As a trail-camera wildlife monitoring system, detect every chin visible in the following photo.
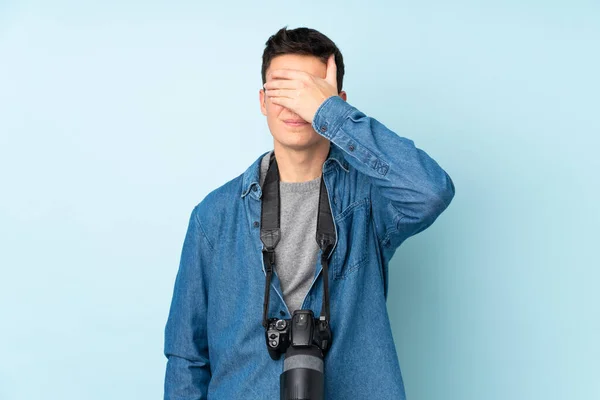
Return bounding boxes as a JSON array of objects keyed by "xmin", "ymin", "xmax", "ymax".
[
  {"xmin": 277, "ymin": 140, "xmax": 313, "ymax": 151},
  {"xmin": 273, "ymin": 133, "xmax": 316, "ymax": 149},
  {"xmin": 268, "ymin": 121, "xmax": 326, "ymax": 149}
]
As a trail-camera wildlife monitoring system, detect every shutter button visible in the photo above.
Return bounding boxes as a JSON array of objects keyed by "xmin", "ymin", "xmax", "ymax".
[{"xmin": 276, "ymin": 319, "xmax": 287, "ymax": 330}]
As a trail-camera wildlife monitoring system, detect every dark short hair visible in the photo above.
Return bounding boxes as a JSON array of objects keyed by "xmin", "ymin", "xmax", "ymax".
[{"xmin": 261, "ymin": 26, "xmax": 345, "ymax": 93}]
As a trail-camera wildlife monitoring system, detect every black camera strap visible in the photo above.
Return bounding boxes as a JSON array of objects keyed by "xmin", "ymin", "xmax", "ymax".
[{"xmin": 260, "ymin": 151, "xmax": 336, "ymax": 329}]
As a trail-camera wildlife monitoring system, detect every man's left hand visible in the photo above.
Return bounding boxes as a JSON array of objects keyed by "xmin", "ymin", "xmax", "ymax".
[{"xmin": 264, "ymin": 54, "xmax": 339, "ymax": 124}]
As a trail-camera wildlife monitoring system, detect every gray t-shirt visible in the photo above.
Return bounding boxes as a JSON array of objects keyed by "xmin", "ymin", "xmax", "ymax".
[{"xmin": 259, "ymin": 150, "xmax": 321, "ymax": 314}]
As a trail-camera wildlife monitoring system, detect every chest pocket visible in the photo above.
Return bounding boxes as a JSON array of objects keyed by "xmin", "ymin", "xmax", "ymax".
[{"xmin": 332, "ymin": 197, "xmax": 370, "ymax": 279}]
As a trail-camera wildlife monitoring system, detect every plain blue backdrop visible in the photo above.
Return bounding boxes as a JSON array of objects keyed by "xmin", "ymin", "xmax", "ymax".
[{"xmin": 0, "ymin": 1, "xmax": 598, "ymax": 399}]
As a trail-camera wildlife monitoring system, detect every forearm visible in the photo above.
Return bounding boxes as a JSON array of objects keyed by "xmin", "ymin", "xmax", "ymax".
[
  {"xmin": 164, "ymin": 205, "xmax": 212, "ymax": 399},
  {"xmin": 312, "ymin": 95, "xmax": 455, "ymax": 248}
]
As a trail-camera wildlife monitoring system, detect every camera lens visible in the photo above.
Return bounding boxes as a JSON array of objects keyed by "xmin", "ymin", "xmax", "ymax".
[{"xmin": 281, "ymin": 346, "xmax": 324, "ymax": 400}]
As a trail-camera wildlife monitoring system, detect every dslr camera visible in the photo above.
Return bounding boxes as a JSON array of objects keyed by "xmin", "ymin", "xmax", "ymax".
[{"xmin": 265, "ymin": 309, "xmax": 332, "ymax": 400}]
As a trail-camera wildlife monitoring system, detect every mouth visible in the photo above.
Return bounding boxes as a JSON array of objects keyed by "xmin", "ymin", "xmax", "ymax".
[{"xmin": 283, "ymin": 120, "xmax": 310, "ymax": 127}]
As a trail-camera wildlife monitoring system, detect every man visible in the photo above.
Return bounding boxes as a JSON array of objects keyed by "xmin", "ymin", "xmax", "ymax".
[{"xmin": 164, "ymin": 26, "xmax": 455, "ymax": 399}]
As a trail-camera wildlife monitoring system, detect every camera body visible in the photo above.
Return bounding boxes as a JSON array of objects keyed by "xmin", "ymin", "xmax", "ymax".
[{"xmin": 265, "ymin": 309, "xmax": 332, "ymax": 360}]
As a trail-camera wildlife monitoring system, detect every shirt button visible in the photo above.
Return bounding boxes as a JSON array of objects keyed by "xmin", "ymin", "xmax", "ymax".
[
  {"xmin": 253, "ymin": 221, "xmax": 259, "ymax": 228},
  {"xmin": 252, "ymin": 186, "xmax": 257, "ymax": 192},
  {"xmin": 320, "ymin": 126, "xmax": 327, "ymax": 132},
  {"xmin": 279, "ymin": 310, "xmax": 286, "ymax": 316},
  {"xmin": 348, "ymin": 145, "xmax": 355, "ymax": 151}
]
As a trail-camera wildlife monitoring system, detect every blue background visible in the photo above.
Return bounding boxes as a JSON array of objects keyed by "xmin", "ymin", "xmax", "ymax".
[{"xmin": 1, "ymin": 1, "xmax": 598, "ymax": 399}]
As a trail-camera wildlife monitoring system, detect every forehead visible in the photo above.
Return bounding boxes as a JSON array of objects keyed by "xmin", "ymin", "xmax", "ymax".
[{"xmin": 266, "ymin": 54, "xmax": 327, "ymax": 80}]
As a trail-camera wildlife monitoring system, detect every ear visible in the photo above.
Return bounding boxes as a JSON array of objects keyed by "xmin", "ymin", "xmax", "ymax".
[
  {"xmin": 259, "ymin": 88, "xmax": 267, "ymax": 116},
  {"xmin": 339, "ymin": 90, "xmax": 347, "ymax": 101}
]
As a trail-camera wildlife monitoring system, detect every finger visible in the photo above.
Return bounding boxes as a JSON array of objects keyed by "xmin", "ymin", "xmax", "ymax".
[
  {"xmin": 269, "ymin": 96, "xmax": 293, "ymax": 109},
  {"xmin": 325, "ymin": 54, "xmax": 337, "ymax": 90},
  {"xmin": 268, "ymin": 69, "xmax": 309, "ymax": 81},
  {"xmin": 265, "ymin": 89, "xmax": 296, "ymax": 99},
  {"xmin": 263, "ymin": 79, "xmax": 302, "ymax": 90}
]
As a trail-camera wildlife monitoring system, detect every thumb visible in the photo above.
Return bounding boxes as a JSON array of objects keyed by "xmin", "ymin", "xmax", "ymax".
[{"xmin": 325, "ymin": 54, "xmax": 338, "ymax": 91}]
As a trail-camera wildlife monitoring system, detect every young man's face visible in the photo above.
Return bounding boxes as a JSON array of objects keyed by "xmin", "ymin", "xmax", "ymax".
[{"xmin": 259, "ymin": 53, "xmax": 346, "ymax": 151}]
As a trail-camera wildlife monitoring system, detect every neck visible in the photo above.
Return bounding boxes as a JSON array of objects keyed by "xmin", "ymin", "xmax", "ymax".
[{"xmin": 272, "ymin": 140, "xmax": 330, "ymax": 183}]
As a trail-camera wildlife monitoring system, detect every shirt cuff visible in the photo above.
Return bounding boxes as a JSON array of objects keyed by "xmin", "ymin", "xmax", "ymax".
[{"xmin": 312, "ymin": 95, "xmax": 356, "ymax": 140}]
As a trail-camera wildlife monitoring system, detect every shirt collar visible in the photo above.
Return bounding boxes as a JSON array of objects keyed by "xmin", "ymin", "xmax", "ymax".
[{"xmin": 241, "ymin": 144, "xmax": 349, "ymax": 198}]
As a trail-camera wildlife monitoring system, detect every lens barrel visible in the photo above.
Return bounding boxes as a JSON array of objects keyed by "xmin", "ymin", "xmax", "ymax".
[{"xmin": 280, "ymin": 346, "xmax": 324, "ymax": 400}]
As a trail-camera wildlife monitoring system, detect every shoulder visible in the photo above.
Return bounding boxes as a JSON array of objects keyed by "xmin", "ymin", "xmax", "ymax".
[
  {"xmin": 193, "ymin": 173, "xmax": 244, "ymax": 224},
  {"xmin": 190, "ymin": 150, "xmax": 267, "ymax": 225}
]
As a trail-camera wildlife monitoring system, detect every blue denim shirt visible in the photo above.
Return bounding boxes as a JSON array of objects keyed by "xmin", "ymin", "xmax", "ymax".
[{"xmin": 164, "ymin": 95, "xmax": 455, "ymax": 399}]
